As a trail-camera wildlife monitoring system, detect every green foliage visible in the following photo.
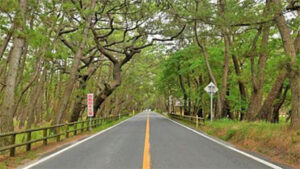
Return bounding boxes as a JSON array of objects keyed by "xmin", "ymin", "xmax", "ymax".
[{"xmin": 223, "ymin": 128, "xmax": 237, "ymax": 141}]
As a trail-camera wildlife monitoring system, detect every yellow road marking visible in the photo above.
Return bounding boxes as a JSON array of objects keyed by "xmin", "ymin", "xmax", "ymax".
[{"xmin": 142, "ymin": 112, "xmax": 151, "ymax": 169}]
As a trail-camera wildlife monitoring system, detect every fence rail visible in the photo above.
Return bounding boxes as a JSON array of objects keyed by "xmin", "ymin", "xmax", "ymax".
[
  {"xmin": 168, "ymin": 113, "xmax": 205, "ymax": 127},
  {"xmin": 0, "ymin": 114, "xmax": 129, "ymax": 157}
]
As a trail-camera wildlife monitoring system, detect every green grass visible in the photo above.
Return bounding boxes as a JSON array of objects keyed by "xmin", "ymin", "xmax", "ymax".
[
  {"xmin": 169, "ymin": 116, "xmax": 300, "ymax": 168},
  {"xmin": 201, "ymin": 118, "xmax": 288, "ymax": 143}
]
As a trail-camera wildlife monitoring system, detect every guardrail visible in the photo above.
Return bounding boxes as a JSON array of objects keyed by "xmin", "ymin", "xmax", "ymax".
[
  {"xmin": 0, "ymin": 114, "xmax": 129, "ymax": 157},
  {"xmin": 168, "ymin": 113, "xmax": 205, "ymax": 127}
]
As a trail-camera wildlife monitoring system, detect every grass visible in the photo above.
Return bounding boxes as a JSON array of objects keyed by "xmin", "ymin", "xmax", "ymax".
[
  {"xmin": 0, "ymin": 115, "xmax": 132, "ymax": 169},
  {"xmin": 169, "ymin": 116, "xmax": 300, "ymax": 169}
]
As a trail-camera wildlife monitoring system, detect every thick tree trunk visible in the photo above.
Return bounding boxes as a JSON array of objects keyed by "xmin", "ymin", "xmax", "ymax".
[
  {"xmin": 94, "ymin": 63, "xmax": 122, "ymax": 115},
  {"xmin": 272, "ymin": 0, "xmax": 300, "ymax": 129},
  {"xmin": 70, "ymin": 65, "xmax": 97, "ymax": 122},
  {"xmin": 259, "ymin": 71, "xmax": 287, "ymax": 120},
  {"xmin": 269, "ymin": 84, "xmax": 289, "ymax": 123},
  {"xmin": 0, "ymin": 0, "xmax": 27, "ymax": 143},
  {"xmin": 54, "ymin": 0, "xmax": 95, "ymax": 124}
]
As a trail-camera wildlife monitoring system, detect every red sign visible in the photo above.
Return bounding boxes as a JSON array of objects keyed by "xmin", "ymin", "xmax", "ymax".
[{"xmin": 87, "ymin": 93, "xmax": 94, "ymax": 117}]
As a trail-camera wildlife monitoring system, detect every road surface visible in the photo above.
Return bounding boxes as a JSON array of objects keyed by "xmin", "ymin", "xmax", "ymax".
[{"xmin": 23, "ymin": 112, "xmax": 287, "ymax": 169}]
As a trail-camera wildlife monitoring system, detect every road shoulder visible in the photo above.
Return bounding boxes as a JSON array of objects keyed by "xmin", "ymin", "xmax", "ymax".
[{"xmin": 158, "ymin": 112, "xmax": 294, "ymax": 169}]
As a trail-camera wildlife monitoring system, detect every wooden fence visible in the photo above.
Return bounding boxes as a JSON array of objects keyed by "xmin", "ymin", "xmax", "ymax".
[
  {"xmin": 168, "ymin": 113, "xmax": 205, "ymax": 127},
  {"xmin": 0, "ymin": 114, "xmax": 129, "ymax": 157}
]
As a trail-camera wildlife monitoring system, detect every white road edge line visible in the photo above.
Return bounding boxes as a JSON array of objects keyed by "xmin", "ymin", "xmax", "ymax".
[
  {"xmin": 22, "ymin": 115, "xmax": 135, "ymax": 169},
  {"xmin": 159, "ymin": 113, "xmax": 282, "ymax": 169}
]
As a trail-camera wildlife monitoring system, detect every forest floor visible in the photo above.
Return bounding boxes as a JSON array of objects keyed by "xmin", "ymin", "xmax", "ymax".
[
  {"xmin": 168, "ymin": 115, "xmax": 300, "ymax": 169},
  {"xmin": 0, "ymin": 116, "xmax": 131, "ymax": 169}
]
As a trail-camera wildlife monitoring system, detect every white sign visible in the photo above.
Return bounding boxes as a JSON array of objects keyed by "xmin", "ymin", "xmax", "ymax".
[
  {"xmin": 204, "ymin": 82, "xmax": 218, "ymax": 94},
  {"xmin": 204, "ymin": 82, "xmax": 218, "ymax": 122},
  {"xmin": 87, "ymin": 93, "xmax": 94, "ymax": 117},
  {"xmin": 175, "ymin": 100, "xmax": 183, "ymax": 107}
]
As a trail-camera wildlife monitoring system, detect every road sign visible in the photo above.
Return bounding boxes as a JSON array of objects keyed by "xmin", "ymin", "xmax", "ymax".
[
  {"xmin": 87, "ymin": 93, "xmax": 94, "ymax": 117},
  {"xmin": 204, "ymin": 82, "xmax": 218, "ymax": 94},
  {"xmin": 204, "ymin": 82, "xmax": 218, "ymax": 122}
]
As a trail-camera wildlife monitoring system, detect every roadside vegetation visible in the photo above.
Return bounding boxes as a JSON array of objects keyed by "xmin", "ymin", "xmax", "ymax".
[
  {"xmin": 200, "ymin": 119, "xmax": 300, "ymax": 168},
  {"xmin": 169, "ymin": 115, "xmax": 300, "ymax": 168},
  {"xmin": 0, "ymin": 0, "xmax": 299, "ymax": 167}
]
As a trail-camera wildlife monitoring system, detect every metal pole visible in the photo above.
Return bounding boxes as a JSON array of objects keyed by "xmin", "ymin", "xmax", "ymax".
[
  {"xmin": 89, "ymin": 117, "xmax": 92, "ymax": 131},
  {"xmin": 210, "ymin": 92, "xmax": 213, "ymax": 122}
]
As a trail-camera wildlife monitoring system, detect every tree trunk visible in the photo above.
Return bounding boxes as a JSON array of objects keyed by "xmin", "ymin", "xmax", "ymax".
[
  {"xmin": 245, "ymin": 27, "xmax": 262, "ymax": 120},
  {"xmin": 187, "ymin": 74, "xmax": 192, "ymax": 115},
  {"xmin": 178, "ymin": 65, "xmax": 188, "ymax": 114},
  {"xmin": 246, "ymin": 26, "xmax": 270, "ymax": 120},
  {"xmin": 0, "ymin": 0, "xmax": 27, "ymax": 144},
  {"xmin": 70, "ymin": 65, "xmax": 97, "ymax": 122},
  {"xmin": 54, "ymin": 0, "xmax": 96, "ymax": 124},
  {"xmin": 231, "ymin": 54, "xmax": 248, "ymax": 119},
  {"xmin": 16, "ymin": 41, "xmax": 28, "ymax": 86},
  {"xmin": 26, "ymin": 69, "xmax": 45, "ymax": 129},
  {"xmin": 219, "ymin": 34, "xmax": 231, "ymax": 118},
  {"xmin": 259, "ymin": 71, "xmax": 287, "ymax": 120},
  {"xmin": 94, "ymin": 63, "xmax": 122, "ymax": 115},
  {"xmin": 0, "ymin": 26, "xmax": 15, "ymax": 62},
  {"xmin": 272, "ymin": 0, "xmax": 300, "ymax": 129},
  {"xmin": 193, "ymin": 5, "xmax": 220, "ymax": 119},
  {"xmin": 269, "ymin": 84, "xmax": 289, "ymax": 123}
]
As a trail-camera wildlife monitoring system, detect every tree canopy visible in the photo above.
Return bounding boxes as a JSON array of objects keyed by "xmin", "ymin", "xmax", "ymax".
[{"xmin": 0, "ymin": 0, "xmax": 299, "ymax": 138}]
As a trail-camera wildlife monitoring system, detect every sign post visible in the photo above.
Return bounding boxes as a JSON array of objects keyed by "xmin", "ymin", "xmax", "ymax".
[
  {"xmin": 169, "ymin": 95, "xmax": 172, "ymax": 114},
  {"xmin": 87, "ymin": 93, "xmax": 94, "ymax": 131},
  {"xmin": 204, "ymin": 82, "xmax": 218, "ymax": 122}
]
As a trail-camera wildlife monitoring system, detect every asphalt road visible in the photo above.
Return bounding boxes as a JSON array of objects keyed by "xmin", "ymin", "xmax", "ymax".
[{"xmin": 24, "ymin": 112, "xmax": 287, "ymax": 169}]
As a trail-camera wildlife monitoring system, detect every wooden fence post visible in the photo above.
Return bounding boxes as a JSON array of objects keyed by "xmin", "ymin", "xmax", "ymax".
[
  {"xmin": 196, "ymin": 115, "xmax": 199, "ymax": 128},
  {"xmin": 10, "ymin": 134, "xmax": 16, "ymax": 157},
  {"xmin": 74, "ymin": 123, "xmax": 77, "ymax": 135},
  {"xmin": 81, "ymin": 121, "xmax": 84, "ymax": 133},
  {"xmin": 65, "ymin": 124, "xmax": 69, "ymax": 138},
  {"xmin": 26, "ymin": 131, "xmax": 32, "ymax": 151},
  {"xmin": 56, "ymin": 127, "xmax": 60, "ymax": 142},
  {"xmin": 43, "ymin": 128, "xmax": 47, "ymax": 145}
]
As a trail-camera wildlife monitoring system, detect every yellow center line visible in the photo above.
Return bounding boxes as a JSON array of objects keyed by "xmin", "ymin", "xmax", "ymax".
[{"xmin": 142, "ymin": 112, "xmax": 151, "ymax": 169}]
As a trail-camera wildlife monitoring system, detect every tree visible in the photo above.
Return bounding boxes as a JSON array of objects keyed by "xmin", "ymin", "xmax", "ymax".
[{"xmin": 0, "ymin": 0, "xmax": 27, "ymax": 137}]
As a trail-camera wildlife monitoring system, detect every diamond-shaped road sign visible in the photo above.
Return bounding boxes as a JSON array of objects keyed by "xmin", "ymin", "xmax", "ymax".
[{"xmin": 204, "ymin": 82, "xmax": 218, "ymax": 94}]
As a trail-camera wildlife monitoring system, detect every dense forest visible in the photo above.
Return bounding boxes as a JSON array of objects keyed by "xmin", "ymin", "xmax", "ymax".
[{"xmin": 0, "ymin": 0, "xmax": 299, "ymax": 141}]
